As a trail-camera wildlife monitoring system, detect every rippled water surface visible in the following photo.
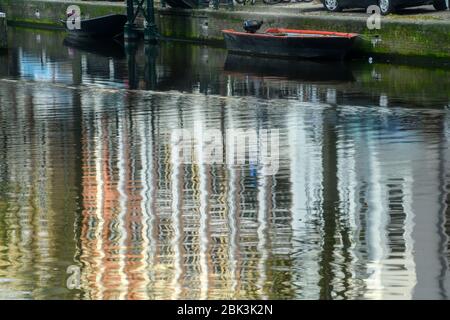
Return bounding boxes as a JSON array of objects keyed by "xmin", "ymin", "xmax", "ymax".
[{"xmin": 0, "ymin": 28, "xmax": 450, "ymax": 299}]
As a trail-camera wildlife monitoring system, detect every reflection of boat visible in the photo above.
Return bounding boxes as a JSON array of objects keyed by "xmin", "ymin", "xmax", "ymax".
[
  {"xmin": 224, "ymin": 54, "xmax": 354, "ymax": 82},
  {"xmin": 222, "ymin": 28, "xmax": 358, "ymax": 60},
  {"xmin": 61, "ymin": 14, "xmax": 127, "ymax": 38},
  {"xmin": 165, "ymin": 0, "xmax": 205, "ymax": 8},
  {"xmin": 63, "ymin": 36, "xmax": 125, "ymax": 59},
  {"xmin": 180, "ymin": 0, "xmax": 200, "ymax": 7},
  {"xmin": 165, "ymin": 0, "xmax": 192, "ymax": 8}
]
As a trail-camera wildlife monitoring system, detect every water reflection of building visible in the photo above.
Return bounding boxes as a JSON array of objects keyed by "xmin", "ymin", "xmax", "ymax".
[
  {"xmin": 0, "ymin": 82, "xmax": 80, "ymax": 299},
  {"xmin": 72, "ymin": 87, "xmax": 450, "ymax": 299},
  {"xmin": 331, "ymin": 109, "xmax": 450, "ymax": 299},
  {"xmin": 2, "ymin": 28, "xmax": 450, "ymax": 299},
  {"xmin": 1, "ymin": 80, "xmax": 449, "ymax": 299},
  {"xmin": 76, "ymin": 91, "xmax": 293, "ymax": 299}
]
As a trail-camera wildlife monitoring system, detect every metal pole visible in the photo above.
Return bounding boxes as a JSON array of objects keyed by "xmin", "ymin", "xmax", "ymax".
[
  {"xmin": 144, "ymin": 0, "xmax": 159, "ymax": 43},
  {"xmin": 144, "ymin": 43, "xmax": 158, "ymax": 90},
  {"xmin": 125, "ymin": 40, "xmax": 139, "ymax": 90},
  {"xmin": 126, "ymin": 0, "xmax": 134, "ymax": 25},
  {"xmin": 125, "ymin": 0, "xmax": 138, "ymax": 40}
]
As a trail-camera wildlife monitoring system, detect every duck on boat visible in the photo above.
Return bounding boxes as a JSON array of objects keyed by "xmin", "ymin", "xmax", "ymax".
[{"xmin": 222, "ymin": 21, "xmax": 359, "ymax": 60}]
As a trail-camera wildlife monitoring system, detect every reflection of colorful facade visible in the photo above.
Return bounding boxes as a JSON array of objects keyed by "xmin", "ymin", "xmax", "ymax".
[
  {"xmin": 72, "ymin": 87, "xmax": 450, "ymax": 299},
  {"xmin": 1, "ymin": 28, "xmax": 450, "ymax": 299},
  {"xmin": 76, "ymin": 91, "xmax": 291, "ymax": 299},
  {"xmin": 1, "ymin": 79, "xmax": 450, "ymax": 299}
]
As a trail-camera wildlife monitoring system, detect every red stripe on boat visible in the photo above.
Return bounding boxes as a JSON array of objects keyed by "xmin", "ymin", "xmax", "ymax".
[{"xmin": 222, "ymin": 29, "xmax": 358, "ymax": 39}]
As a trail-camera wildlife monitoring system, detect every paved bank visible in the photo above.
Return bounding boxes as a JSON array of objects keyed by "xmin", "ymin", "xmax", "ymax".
[{"xmin": 0, "ymin": 0, "xmax": 449, "ymax": 59}]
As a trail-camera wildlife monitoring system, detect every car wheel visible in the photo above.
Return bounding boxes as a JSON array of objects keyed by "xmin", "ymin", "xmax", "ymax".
[
  {"xmin": 323, "ymin": 0, "xmax": 342, "ymax": 12},
  {"xmin": 378, "ymin": 0, "xmax": 395, "ymax": 15},
  {"xmin": 433, "ymin": 0, "xmax": 448, "ymax": 10}
]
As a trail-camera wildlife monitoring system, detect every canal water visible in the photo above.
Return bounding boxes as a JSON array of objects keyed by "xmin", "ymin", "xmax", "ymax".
[{"xmin": 0, "ymin": 27, "xmax": 450, "ymax": 300}]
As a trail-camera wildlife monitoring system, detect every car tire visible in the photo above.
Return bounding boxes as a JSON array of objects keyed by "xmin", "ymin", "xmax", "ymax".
[
  {"xmin": 323, "ymin": 0, "xmax": 342, "ymax": 12},
  {"xmin": 433, "ymin": 0, "xmax": 448, "ymax": 11},
  {"xmin": 378, "ymin": 0, "xmax": 395, "ymax": 15}
]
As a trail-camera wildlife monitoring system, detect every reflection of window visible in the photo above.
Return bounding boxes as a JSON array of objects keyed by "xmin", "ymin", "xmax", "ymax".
[
  {"xmin": 379, "ymin": 94, "xmax": 388, "ymax": 107},
  {"xmin": 18, "ymin": 48, "xmax": 73, "ymax": 83},
  {"xmin": 19, "ymin": 49, "xmax": 51, "ymax": 81}
]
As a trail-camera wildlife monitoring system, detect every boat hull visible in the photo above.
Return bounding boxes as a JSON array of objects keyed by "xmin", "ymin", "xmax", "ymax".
[
  {"xmin": 62, "ymin": 14, "xmax": 128, "ymax": 38},
  {"xmin": 222, "ymin": 29, "xmax": 358, "ymax": 60}
]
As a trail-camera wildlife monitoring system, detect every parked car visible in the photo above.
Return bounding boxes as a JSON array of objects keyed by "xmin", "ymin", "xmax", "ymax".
[{"xmin": 322, "ymin": 0, "xmax": 448, "ymax": 15}]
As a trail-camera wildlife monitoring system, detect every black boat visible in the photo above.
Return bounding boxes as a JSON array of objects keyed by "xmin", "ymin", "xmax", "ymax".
[
  {"xmin": 61, "ymin": 14, "xmax": 128, "ymax": 38},
  {"xmin": 222, "ymin": 28, "xmax": 359, "ymax": 60}
]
